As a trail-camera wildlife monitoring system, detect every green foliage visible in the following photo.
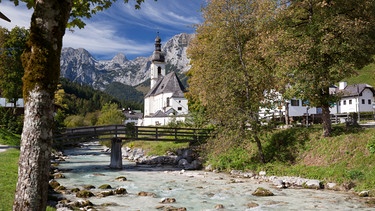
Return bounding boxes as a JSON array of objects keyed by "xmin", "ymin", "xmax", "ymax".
[
  {"xmin": 208, "ymin": 147, "xmax": 251, "ymax": 171},
  {"xmin": 64, "ymin": 115, "xmax": 85, "ymax": 128},
  {"xmin": 105, "ymin": 82, "xmax": 144, "ymax": 103},
  {"xmin": 0, "ymin": 128, "xmax": 21, "ymax": 146},
  {"xmin": 187, "ymin": 0, "xmax": 279, "ymax": 163},
  {"xmin": 262, "ymin": 127, "xmax": 310, "ymax": 163},
  {"xmin": 124, "ymin": 141, "xmax": 189, "ymax": 156},
  {"xmin": 96, "ymin": 103, "xmax": 124, "ymax": 125},
  {"xmin": 0, "ymin": 107, "xmax": 23, "ymax": 134},
  {"xmin": 59, "ymin": 78, "xmax": 142, "ymax": 117},
  {"xmin": 273, "ymin": 0, "xmax": 375, "ymax": 136},
  {"xmin": 0, "ymin": 26, "xmax": 29, "ymax": 107}
]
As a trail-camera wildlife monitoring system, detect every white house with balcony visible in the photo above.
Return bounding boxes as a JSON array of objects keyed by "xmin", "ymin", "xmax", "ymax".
[{"xmin": 140, "ymin": 35, "xmax": 188, "ymax": 126}]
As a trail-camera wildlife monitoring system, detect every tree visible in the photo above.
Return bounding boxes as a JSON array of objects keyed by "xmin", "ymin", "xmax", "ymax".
[
  {"xmin": 96, "ymin": 103, "xmax": 124, "ymax": 125},
  {"xmin": 0, "ymin": 26, "xmax": 29, "ymax": 110},
  {"xmin": 0, "ymin": 0, "xmax": 151, "ymax": 210},
  {"xmin": 187, "ymin": 0, "xmax": 278, "ymax": 163},
  {"xmin": 273, "ymin": 0, "xmax": 375, "ymax": 137}
]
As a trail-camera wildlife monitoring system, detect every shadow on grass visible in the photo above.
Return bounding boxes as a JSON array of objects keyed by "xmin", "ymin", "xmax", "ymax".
[{"xmin": 261, "ymin": 127, "xmax": 310, "ymax": 164}]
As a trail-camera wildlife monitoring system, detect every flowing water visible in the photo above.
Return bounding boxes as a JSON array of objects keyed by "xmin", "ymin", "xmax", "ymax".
[{"xmin": 55, "ymin": 142, "xmax": 372, "ymax": 211}]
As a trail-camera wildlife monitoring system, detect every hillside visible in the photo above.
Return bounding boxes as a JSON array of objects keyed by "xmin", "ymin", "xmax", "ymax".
[{"xmin": 345, "ymin": 61, "xmax": 375, "ymax": 86}]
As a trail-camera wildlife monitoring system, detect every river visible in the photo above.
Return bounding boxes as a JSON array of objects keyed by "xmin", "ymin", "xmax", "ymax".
[{"xmin": 53, "ymin": 142, "xmax": 372, "ymax": 211}]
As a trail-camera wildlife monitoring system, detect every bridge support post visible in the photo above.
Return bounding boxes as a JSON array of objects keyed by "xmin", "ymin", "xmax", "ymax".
[{"xmin": 110, "ymin": 137, "xmax": 123, "ymax": 169}]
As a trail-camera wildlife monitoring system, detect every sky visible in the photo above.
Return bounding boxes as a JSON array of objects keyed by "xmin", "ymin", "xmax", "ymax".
[{"xmin": 0, "ymin": 0, "xmax": 205, "ymax": 60}]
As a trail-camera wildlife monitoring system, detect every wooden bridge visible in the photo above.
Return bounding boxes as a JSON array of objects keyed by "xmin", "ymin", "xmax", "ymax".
[
  {"xmin": 53, "ymin": 124, "xmax": 212, "ymax": 144},
  {"xmin": 53, "ymin": 125, "xmax": 212, "ymax": 169}
]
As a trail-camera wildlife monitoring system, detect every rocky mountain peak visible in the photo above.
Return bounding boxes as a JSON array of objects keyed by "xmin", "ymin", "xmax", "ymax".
[
  {"xmin": 111, "ymin": 53, "xmax": 128, "ymax": 64},
  {"xmin": 60, "ymin": 33, "xmax": 194, "ymax": 91}
]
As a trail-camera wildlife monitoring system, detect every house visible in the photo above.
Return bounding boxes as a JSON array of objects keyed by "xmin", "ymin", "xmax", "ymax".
[
  {"xmin": 0, "ymin": 97, "xmax": 24, "ymax": 108},
  {"xmin": 140, "ymin": 35, "xmax": 189, "ymax": 126},
  {"xmin": 123, "ymin": 108, "xmax": 143, "ymax": 125},
  {"xmin": 330, "ymin": 81, "xmax": 375, "ymax": 114}
]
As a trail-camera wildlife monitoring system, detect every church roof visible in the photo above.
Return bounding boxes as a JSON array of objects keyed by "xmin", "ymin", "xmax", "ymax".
[{"xmin": 145, "ymin": 72, "xmax": 186, "ymax": 98}]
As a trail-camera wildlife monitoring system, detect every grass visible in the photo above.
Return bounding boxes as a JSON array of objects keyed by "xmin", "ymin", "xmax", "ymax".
[
  {"xmin": 207, "ymin": 124, "xmax": 375, "ymax": 193},
  {"xmin": 345, "ymin": 60, "xmax": 375, "ymax": 86},
  {"xmin": 0, "ymin": 149, "xmax": 19, "ymax": 211},
  {"xmin": 123, "ymin": 140, "xmax": 189, "ymax": 155}
]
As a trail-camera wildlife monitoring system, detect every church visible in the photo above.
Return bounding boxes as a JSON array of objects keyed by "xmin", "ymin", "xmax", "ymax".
[{"xmin": 140, "ymin": 35, "xmax": 189, "ymax": 126}]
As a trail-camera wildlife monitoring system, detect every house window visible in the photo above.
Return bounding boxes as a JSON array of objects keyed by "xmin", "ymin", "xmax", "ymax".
[
  {"xmin": 349, "ymin": 100, "xmax": 352, "ymax": 105},
  {"xmin": 157, "ymin": 66, "xmax": 162, "ymax": 75},
  {"xmin": 343, "ymin": 100, "xmax": 346, "ymax": 105},
  {"xmin": 338, "ymin": 101, "xmax": 341, "ymax": 106},
  {"xmin": 178, "ymin": 107, "xmax": 182, "ymax": 111},
  {"xmin": 166, "ymin": 97, "xmax": 170, "ymax": 107},
  {"xmin": 291, "ymin": 99, "xmax": 299, "ymax": 106},
  {"xmin": 362, "ymin": 99, "xmax": 365, "ymax": 104},
  {"xmin": 369, "ymin": 99, "xmax": 372, "ymax": 104}
]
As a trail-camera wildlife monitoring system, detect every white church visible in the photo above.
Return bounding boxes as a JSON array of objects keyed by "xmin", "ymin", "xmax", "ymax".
[{"xmin": 140, "ymin": 35, "xmax": 189, "ymax": 126}]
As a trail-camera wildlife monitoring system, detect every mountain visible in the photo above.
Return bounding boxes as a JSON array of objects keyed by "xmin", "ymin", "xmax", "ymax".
[{"xmin": 60, "ymin": 33, "xmax": 194, "ymax": 92}]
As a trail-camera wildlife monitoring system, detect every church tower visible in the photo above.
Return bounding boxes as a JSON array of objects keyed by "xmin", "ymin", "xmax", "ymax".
[{"xmin": 150, "ymin": 34, "xmax": 166, "ymax": 89}]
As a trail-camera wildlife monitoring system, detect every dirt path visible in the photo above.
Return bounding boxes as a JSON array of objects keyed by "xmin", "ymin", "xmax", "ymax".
[{"xmin": 0, "ymin": 145, "xmax": 18, "ymax": 153}]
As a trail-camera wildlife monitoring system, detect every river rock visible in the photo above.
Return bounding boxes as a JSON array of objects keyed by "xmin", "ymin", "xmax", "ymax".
[
  {"xmin": 156, "ymin": 206, "xmax": 187, "ymax": 211},
  {"xmin": 205, "ymin": 164, "xmax": 213, "ymax": 171},
  {"xmin": 247, "ymin": 202, "xmax": 259, "ymax": 208},
  {"xmin": 114, "ymin": 187, "xmax": 127, "ymax": 195},
  {"xmin": 304, "ymin": 180, "xmax": 323, "ymax": 189},
  {"xmin": 98, "ymin": 184, "xmax": 112, "ymax": 189},
  {"xmin": 138, "ymin": 191, "xmax": 157, "ymax": 197},
  {"xmin": 259, "ymin": 171, "xmax": 267, "ymax": 176},
  {"xmin": 160, "ymin": 197, "xmax": 176, "ymax": 203},
  {"xmin": 76, "ymin": 190, "xmax": 94, "ymax": 198},
  {"xmin": 115, "ymin": 176, "xmax": 127, "ymax": 181},
  {"xmin": 359, "ymin": 191, "xmax": 369, "ymax": 197},
  {"xmin": 83, "ymin": 185, "xmax": 96, "ymax": 190},
  {"xmin": 326, "ymin": 182, "xmax": 340, "ymax": 190},
  {"xmin": 98, "ymin": 190, "xmax": 114, "ymax": 197},
  {"xmin": 49, "ymin": 179, "xmax": 61, "ymax": 189},
  {"xmin": 70, "ymin": 199, "xmax": 93, "ymax": 207},
  {"xmin": 214, "ymin": 204, "xmax": 225, "ymax": 209},
  {"xmin": 252, "ymin": 187, "xmax": 274, "ymax": 196}
]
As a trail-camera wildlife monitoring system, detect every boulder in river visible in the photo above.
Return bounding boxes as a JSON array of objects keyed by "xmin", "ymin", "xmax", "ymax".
[{"xmin": 252, "ymin": 187, "xmax": 274, "ymax": 196}]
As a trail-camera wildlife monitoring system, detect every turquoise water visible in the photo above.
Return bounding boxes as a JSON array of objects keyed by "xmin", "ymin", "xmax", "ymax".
[{"xmin": 55, "ymin": 143, "xmax": 372, "ymax": 211}]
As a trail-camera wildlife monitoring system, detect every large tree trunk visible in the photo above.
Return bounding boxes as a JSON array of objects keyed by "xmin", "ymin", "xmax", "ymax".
[
  {"xmin": 13, "ymin": 1, "xmax": 71, "ymax": 210},
  {"xmin": 321, "ymin": 104, "xmax": 332, "ymax": 137}
]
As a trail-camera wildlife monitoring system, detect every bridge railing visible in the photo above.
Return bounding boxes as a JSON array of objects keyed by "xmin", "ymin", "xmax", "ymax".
[{"xmin": 53, "ymin": 125, "xmax": 212, "ymax": 144}]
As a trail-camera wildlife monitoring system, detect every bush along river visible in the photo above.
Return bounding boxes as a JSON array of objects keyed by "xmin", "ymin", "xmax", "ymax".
[{"xmin": 49, "ymin": 142, "xmax": 374, "ymax": 211}]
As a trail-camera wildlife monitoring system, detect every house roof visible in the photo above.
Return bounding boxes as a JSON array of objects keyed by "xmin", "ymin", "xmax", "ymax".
[
  {"xmin": 152, "ymin": 110, "xmax": 169, "ymax": 117},
  {"xmin": 124, "ymin": 112, "xmax": 143, "ymax": 119},
  {"xmin": 145, "ymin": 72, "xmax": 186, "ymax": 98},
  {"xmin": 337, "ymin": 83, "xmax": 375, "ymax": 97}
]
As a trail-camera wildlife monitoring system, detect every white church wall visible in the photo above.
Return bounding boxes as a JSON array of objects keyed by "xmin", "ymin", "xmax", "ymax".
[{"xmin": 170, "ymin": 97, "xmax": 188, "ymax": 114}]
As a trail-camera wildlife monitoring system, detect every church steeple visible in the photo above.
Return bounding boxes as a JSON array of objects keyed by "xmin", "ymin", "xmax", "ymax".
[
  {"xmin": 152, "ymin": 33, "xmax": 165, "ymax": 62},
  {"xmin": 150, "ymin": 33, "xmax": 166, "ymax": 89}
]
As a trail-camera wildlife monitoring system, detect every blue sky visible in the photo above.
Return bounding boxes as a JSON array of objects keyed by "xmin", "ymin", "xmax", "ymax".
[{"xmin": 0, "ymin": 0, "xmax": 205, "ymax": 60}]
